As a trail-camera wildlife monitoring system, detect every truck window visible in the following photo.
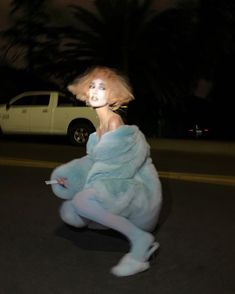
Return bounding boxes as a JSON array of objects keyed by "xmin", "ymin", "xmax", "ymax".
[
  {"xmin": 11, "ymin": 96, "xmax": 34, "ymax": 106},
  {"xmin": 11, "ymin": 95, "xmax": 50, "ymax": 106},
  {"xmin": 33, "ymin": 95, "xmax": 50, "ymax": 106},
  {"xmin": 57, "ymin": 95, "xmax": 74, "ymax": 106},
  {"xmin": 57, "ymin": 95, "xmax": 85, "ymax": 107},
  {"xmin": 72, "ymin": 99, "xmax": 85, "ymax": 107}
]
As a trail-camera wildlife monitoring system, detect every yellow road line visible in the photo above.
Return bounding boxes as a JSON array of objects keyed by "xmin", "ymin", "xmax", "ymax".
[
  {"xmin": 0, "ymin": 157, "xmax": 60, "ymax": 169},
  {"xmin": 159, "ymin": 171, "xmax": 235, "ymax": 187},
  {"xmin": 0, "ymin": 157, "xmax": 235, "ymax": 187}
]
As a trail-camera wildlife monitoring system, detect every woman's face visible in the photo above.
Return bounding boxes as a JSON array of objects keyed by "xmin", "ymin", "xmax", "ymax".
[{"xmin": 88, "ymin": 79, "xmax": 108, "ymax": 108}]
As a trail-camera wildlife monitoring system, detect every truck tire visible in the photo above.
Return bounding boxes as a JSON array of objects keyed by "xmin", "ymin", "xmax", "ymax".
[{"xmin": 68, "ymin": 121, "xmax": 95, "ymax": 146}]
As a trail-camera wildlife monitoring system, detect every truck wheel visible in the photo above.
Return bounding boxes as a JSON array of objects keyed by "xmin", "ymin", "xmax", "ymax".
[{"xmin": 68, "ymin": 122, "xmax": 95, "ymax": 146}]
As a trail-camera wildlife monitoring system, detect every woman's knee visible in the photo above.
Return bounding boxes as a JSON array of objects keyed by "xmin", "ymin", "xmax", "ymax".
[
  {"xmin": 60, "ymin": 201, "xmax": 87, "ymax": 228},
  {"xmin": 72, "ymin": 189, "xmax": 96, "ymax": 208}
]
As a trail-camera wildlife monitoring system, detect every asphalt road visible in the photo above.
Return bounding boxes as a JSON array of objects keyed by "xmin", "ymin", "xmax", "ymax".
[{"xmin": 0, "ymin": 137, "xmax": 235, "ymax": 294}]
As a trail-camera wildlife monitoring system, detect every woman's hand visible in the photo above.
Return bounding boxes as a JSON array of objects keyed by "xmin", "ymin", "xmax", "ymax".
[{"xmin": 56, "ymin": 177, "xmax": 68, "ymax": 187}]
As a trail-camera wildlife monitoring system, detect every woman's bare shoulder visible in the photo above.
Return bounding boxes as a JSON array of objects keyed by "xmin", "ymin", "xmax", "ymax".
[{"xmin": 108, "ymin": 113, "xmax": 124, "ymax": 131}]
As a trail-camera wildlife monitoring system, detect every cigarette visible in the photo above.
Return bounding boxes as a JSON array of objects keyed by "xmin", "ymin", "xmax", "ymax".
[{"xmin": 45, "ymin": 179, "xmax": 58, "ymax": 185}]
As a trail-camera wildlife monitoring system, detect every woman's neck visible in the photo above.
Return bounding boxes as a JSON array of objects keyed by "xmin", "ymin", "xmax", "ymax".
[
  {"xmin": 95, "ymin": 105, "xmax": 113, "ymax": 125},
  {"xmin": 94, "ymin": 105, "xmax": 123, "ymax": 138}
]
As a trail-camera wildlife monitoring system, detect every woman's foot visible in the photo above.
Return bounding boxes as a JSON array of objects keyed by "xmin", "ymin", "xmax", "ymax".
[
  {"xmin": 130, "ymin": 231, "xmax": 156, "ymax": 261},
  {"xmin": 111, "ymin": 232, "xmax": 160, "ymax": 277},
  {"xmin": 111, "ymin": 253, "xmax": 150, "ymax": 277}
]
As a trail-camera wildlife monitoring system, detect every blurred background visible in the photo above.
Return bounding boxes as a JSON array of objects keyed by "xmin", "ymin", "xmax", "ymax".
[{"xmin": 0, "ymin": 0, "xmax": 234, "ymax": 140}]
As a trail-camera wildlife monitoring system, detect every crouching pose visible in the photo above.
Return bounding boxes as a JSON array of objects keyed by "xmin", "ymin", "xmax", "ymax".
[{"xmin": 50, "ymin": 66, "xmax": 162, "ymax": 277}]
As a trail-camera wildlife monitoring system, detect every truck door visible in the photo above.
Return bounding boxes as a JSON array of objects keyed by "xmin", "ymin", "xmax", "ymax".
[
  {"xmin": 29, "ymin": 94, "xmax": 51, "ymax": 133},
  {"xmin": 2, "ymin": 95, "xmax": 31, "ymax": 132}
]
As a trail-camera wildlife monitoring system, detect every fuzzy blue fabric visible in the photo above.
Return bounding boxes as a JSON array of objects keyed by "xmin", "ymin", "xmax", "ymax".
[{"xmin": 51, "ymin": 125, "xmax": 162, "ymax": 223}]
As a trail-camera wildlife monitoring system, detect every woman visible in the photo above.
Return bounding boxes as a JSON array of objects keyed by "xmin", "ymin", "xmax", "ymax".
[{"xmin": 50, "ymin": 66, "xmax": 162, "ymax": 277}]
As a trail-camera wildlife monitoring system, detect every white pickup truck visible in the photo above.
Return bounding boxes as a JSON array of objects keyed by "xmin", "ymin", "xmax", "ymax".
[{"xmin": 0, "ymin": 91, "xmax": 99, "ymax": 145}]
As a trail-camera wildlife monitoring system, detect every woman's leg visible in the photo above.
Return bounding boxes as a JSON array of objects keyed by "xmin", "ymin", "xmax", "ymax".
[
  {"xmin": 60, "ymin": 200, "xmax": 89, "ymax": 228},
  {"xmin": 71, "ymin": 189, "xmax": 156, "ymax": 261}
]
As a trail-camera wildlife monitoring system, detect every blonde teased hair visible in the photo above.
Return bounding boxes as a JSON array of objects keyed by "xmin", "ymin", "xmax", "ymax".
[{"xmin": 67, "ymin": 66, "xmax": 134, "ymax": 109}]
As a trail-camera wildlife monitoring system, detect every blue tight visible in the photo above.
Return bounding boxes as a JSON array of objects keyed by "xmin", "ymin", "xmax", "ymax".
[{"xmin": 60, "ymin": 188, "xmax": 155, "ymax": 261}]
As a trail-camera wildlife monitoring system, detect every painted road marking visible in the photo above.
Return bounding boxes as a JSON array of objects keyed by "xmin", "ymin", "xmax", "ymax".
[
  {"xmin": 0, "ymin": 157, "xmax": 60, "ymax": 169},
  {"xmin": 159, "ymin": 171, "xmax": 235, "ymax": 186},
  {"xmin": 0, "ymin": 157, "xmax": 235, "ymax": 187}
]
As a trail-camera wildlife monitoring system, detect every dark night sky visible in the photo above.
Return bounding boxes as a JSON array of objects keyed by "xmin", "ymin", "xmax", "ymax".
[
  {"xmin": 0, "ymin": 0, "xmax": 187, "ymax": 69},
  {"xmin": 0, "ymin": 0, "xmax": 182, "ymax": 28}
]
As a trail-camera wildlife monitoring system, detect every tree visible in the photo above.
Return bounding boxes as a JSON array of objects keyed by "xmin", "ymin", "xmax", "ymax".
[
  {"xmin": 50, "ymin": 0, "xmax": 155, "ymax": 80},
  {"xmin": 3, "ymin": 0, "xmax": 224, "ymax": 137},
  {"xmin": 1, "ymin": 0, "xmax": 49, "ymax": 71},
  {"xmin": 194, "ymin": 0, "xmax": 235, "ymax": 138},
  {"xmin": 51, "ymin": 0, "xmax": 198, "ymax": 135}
]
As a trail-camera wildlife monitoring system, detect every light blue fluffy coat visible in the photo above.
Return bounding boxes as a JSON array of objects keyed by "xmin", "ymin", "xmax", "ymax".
[{"xmin": 51, "ymin": 125, "xmax": 162, "ymax": 228}]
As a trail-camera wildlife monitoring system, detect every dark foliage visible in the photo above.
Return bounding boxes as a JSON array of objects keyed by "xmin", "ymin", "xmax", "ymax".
[
  {"xmin": 1, "ymin": 0, "xmax": 234, "ymax": 138},
  {"xmin": 0, "ymin": 65, "xmax": 58, "ymax": 103}
]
